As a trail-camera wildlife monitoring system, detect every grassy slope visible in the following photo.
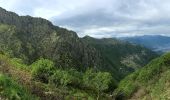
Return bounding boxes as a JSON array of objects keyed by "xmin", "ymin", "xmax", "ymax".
[
  {"xmin": 0, "ymin": 55, "xmax": 38, "ymax": 99},
  {"xmin": 0, "ymin": 54, "xmax": 65, "ymax": 100},
  {"xmin": 115, "ymin": 52, "xmax": 170, "ymax": 100}
]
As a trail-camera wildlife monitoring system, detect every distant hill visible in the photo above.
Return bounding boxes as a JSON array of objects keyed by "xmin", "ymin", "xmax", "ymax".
[
  {"xmin": 115, "ymin": 52, "xmax": 170, "ymax": 99},
  {"xmin": 120, "ymin": 35, "xmax": 170, "ymax": 53}
]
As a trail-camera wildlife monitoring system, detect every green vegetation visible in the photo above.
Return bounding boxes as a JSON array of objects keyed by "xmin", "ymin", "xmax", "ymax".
[
  {"xmin": 0, "ymin": 53, "xmax": 114, "ymax": 99},
  {"xmin": 115, "ymin": 53, "xmax": 170, "ymax": 100},
  {"xmin": 30, "ymin": 58, "xmax": 115, "ymax": 99},
  {"xmin": 31, "ymin": 58, "xmax": 55, "ymax": 83}
]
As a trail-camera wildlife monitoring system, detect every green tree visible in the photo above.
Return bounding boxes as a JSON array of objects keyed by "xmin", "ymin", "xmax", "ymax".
[{"xmin": 83, "ymin": 69, "xmax": 96, "ymax": 89}]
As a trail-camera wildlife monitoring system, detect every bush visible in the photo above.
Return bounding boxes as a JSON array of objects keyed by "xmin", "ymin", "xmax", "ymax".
[
  {"xmin": 83, "ymin": 69, "xmax": 112, "ymax": 91},
  {"xmin": 31, "ymin": 58, "xmax": 55, "ymax": 83},
  {"xmin": 50, "ymin": 70, "xmax": 73, "ymax": 87}
]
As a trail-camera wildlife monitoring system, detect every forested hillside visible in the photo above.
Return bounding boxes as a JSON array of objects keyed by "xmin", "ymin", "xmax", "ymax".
[
  {"xmin": 0, "ymin": 7, "xmax": 102, "ymax": 70},
  {"xmin": 82, "ymin": 36, "xmax": 157, "ymax": 80}
]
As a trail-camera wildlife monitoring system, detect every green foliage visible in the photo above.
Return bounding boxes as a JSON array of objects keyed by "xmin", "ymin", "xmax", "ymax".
[
  {"xmin": 10, "ymin": 58, "xmax": 30, "ymax": 71},
  {"xmin": 31, "ymin": 58, "xmax": 55, "ymax": 83},
  {"xmin": 83, "ymin": 69, "xmax": 96, "ymax": 89},
  {"xmin": 0, "ymin": 73, "xmax": 38, "ymax": 100},
  {"xmin": 83, "ymin": 69, "xmax": 110, "ymax": 90},
  {"xmin": 93, "ymin": 72, "xmax": 112, "ymax": 92},
  {"xmin": 83, "ymin": 69, "xmax": 113, "ymax": 92}
]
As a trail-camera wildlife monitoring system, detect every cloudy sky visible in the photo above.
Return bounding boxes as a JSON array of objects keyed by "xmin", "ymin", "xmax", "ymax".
[{"xmin": 1, "ymin": 0, "xmax": 170, "ymax": 38}]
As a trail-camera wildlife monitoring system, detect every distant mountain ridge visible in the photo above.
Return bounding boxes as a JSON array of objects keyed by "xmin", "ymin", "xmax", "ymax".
[{"xmin": 120, "ymin": 35, "xmax": 170, "ymax": 52}]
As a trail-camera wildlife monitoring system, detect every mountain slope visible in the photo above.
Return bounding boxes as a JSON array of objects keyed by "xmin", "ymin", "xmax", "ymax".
[
  {"xmin": 115, "ymin": 52, "xmax": 170, "ymax": 100},
  {"xmin": 0, "ymin": 7, "xmax": 157, "ymax": 82},
  {"xmin": 82, "ymin": 36, "xmax": 157, "ymax": 80},
  {"xmin": 120, "ymin": 35, "xmax": 170, "ymax": 53},
  {"xmin": 0, "ymin": 7, "xmax": 102, "ymax": 70}
]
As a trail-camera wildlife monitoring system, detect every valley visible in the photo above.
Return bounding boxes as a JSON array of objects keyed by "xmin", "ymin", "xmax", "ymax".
[{"xmin": 0, "ymin": 7, "xmax": 169, "ymax": 100}]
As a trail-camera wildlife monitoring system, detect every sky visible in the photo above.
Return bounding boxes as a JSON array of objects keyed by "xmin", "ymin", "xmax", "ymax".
[{"xmin": 1, "ymin": 0, "xmax": 170, "ymax": 38}]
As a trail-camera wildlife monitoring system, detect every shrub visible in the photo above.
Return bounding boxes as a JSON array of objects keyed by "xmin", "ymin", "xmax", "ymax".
[{"xmin": 31, "ymin": 58, "xmax": 55, "ymax": 83}]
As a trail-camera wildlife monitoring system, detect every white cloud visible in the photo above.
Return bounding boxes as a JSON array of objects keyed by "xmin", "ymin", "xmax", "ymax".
[{"xmin": 1, "ymin": 0, "xmax": 170, "ymax": 37}]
